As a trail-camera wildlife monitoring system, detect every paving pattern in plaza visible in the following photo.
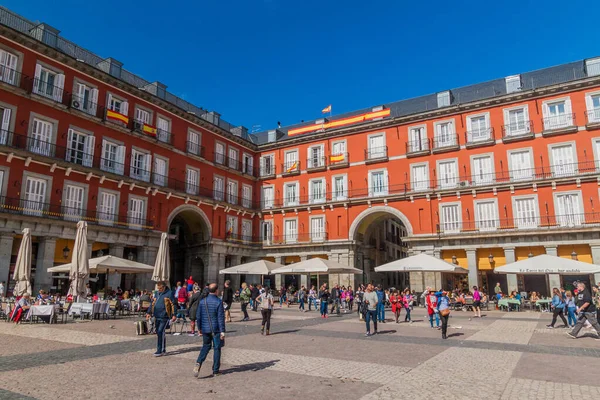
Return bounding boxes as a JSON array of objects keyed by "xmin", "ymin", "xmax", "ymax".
[{"xmin": 1, "ymin": 307, "xmax": 600, "ymax": 399}]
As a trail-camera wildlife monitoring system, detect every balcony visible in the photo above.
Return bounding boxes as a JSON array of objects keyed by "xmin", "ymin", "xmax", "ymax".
[
  {"xmin": 186, "ymin": 141, "xmax": 205, "ymax": 158},
  {"xmin": 214, "ymin": 152, "xmax": 225, "ymax": 165},
  {"xmin": 241, "ymin": 164, "xmax": 258, "ymax": 178},
  {"xmin": 259, "ymin": 165, "xmax": 276, "ymax": 178},
  {"xmin": 31, "ymin": 77, "xmax": 64, "ymax": 103},
  {"xmin": 0, "ymin": 195, "xmax": 154, "ymax": 230},
  {"xmin": 436, "ymin": 213, "xmax": 593, "ymax": 235},
  {"xmin": 464, "ymin": 127, "xmax": 495, "ymax": 149},
  {"xmin": 68, "ymin": 93, "xmax": 99, "ymax": 118},
  {"xmin": 501, "ymin": 121, "xmax": 535, "ymax": 143},
  {"xmin": 364, "ymin": 146, "xmax": 388, "ymax": 164},
  {"xmin": 306, "ymin": 156, "xmax": 327, "ymax": 172},
  {"xmin": 328, "ymin": 152, "xmax": 349, "ymax": 169},
  {"xmin": 406, "ymin": 139, "xmax": 430, "ymax": 157},
  {"xmin": 585, "ymin": 109, "xmax": 600, "ymax": 129},
  {"xmin": 225, "ymin": 156, "xmax": 241, "ymax": 171},
  {"xmin": 432, "ymin": 134, "xmax": 459, "ymax": 153},
  {"xmin": 281, "ymin": 161, "xmax": 301, "ymax": 176},
  {"xmin": 542, "ymin": 113, "xmax": 577, "ymax": 136},
  {"xmin": 224, "ymin": 233, "xmax": 262, "ymax": 247},
  {"xmin": 156, "ymin": 128, "xmax": 173, "ymax": 145},
  {"xmin": 269, "ymin": 232, "xmax": 329, "ymax": 245},
  {"xmin": 0, "ymin": 65, "xmax": 24, "ymax": 88}
]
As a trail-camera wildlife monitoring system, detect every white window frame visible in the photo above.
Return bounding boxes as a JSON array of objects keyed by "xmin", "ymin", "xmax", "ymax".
[
  {"xmin": 242, "ymin": 184, "xmax": 252, "ymax": 208},
  {"xmin": 262, "ymin": 220, "xmax": 273, "ymax": 245},
  {"xmin": 97, "ymin": 188, "xmax": 119, "ymax": 227},
  {"xmin": 553, "ymin": 190, "xmax": 584, "ymax": 227},
  {"xmin": 0, "ymin": 48, "xmax": 19, "ymax": 86},
  {"xmin": 283, "ymin": 181, "xmax": 299, "ymax": 207},
  {"xmin": 213, "ymin": 175, "xmax": 225, "ymax": 201},
  {"xmin": 284, "ymin": 149, "xmax": 299, "ymax": 172},
  {"xmin": 437, "ymin": 91, "xmax": 451, "ymax": 107},
  {"xmin": 505, "ymin": 74, "xmax": 521, "ymax": 93},
  {"xmin": 548, "ymin": 141, "xmax": 577, "ymax": 178},
  {"xmin": 134, "ymin": 106, "xmax": 152, "ymax": 125},
  {"xmin": 260, "ymin": 153, "xmax": 275, "ymax": 176},
  {"xmin": 130, "ymin": 148, "xmax": 151, "ymax": 182},
  {"xmin": 368, "ymin": 168, "xmax": 388, "ymax": 197},
  {"xmin": 33, "ymin": 63, "xmax": 64, "ymax": 102},
  {"xmin": 466, "ymin": 112, "xmax": 491, "ymax": 142},
  {"xmin": 242, "ymin": 152, "xmax": 254, "ymax": 175},
  {"xmin": 28, "ymin": 113, "xmax": 57, "ymax": 156},
  {"xmin": 100, "ymin": 138, "xmax": 125, "ymax": 175},
  {"xmin": 503, "ymin": 105, "xmax": 530, "ymax": 137},
  {"xmin": 226, "ymin": 216, "xmax": 238, "ymax": 237},
  {"xmin": 66, "ymin": 126, "xmax": 95, "ymax": 168},
  {"xmin": 127, "ymin": 195, "xmax": 147, "ymax": 230},
  {"xmin": 21, "ymin": 172, "xmax": 52, "ymax": 217},
  {"xmin": 228, "ymin": 147, "xmax": 239, "ymax": 170},
  {"xmin": 215, "ymin": 141, "xmax": 226, "ymax": 165},
  {"xmin": 62, "ymin": 181, "xmax": 88, "ymax": 222},
  {"xmin": 0, "ymin": 102, "xmax": 15, "ymax": 145},
  {"xmin": 106, "ymin": 92, "xmax": 128, "ymax": 116},
  {"xmin": 153, "ymin": 155, "xmax": 168, "ymax": 187},
  {"xmin": 410, "ymin": 162, "xmax": 429, "ymax": 191},
  {"xmin": 470, "ymin": 153, "xmax": 495, "ymax": 186},
  {"xmin": 512, "ymin": 195, "xmax": 539, "ymax": 229},
  {"xmin": 310, "ymin": 215, "xmax": 326, "ymax": 242},
  {"xmin": 436, "ymin": 158, "xmax": 459, "ymax": 189},
  {"xmin": 331, "ymin": 140, "xmax": 347, "ymax": 159},
  {"xmin": 185, "ymin": 166, "xmax": 200, "ymax": 195},
  {"xmin": 585, "ymin": 90, "xmax": 600, "ymax": 124},
  {"xmin": 331, "ymin": 174, "xmax": 348, "ymax": 201},
  {"xmin": 308, "ymin": 177, "xmax": 326, "ymax": 204},
  {"xmin": 542, "ymin": 97, "xmax": 573, "ymax": 130},
  {"xmin": 262, "ymin": 185, "xmax": 274, "ymax": 209},
  {"xmin": 283, "ymin": 218, "xmax": 298, "ymax": 244},
  {"xmin": 307, "ymin": 144, "xmax": 325, "ymax": 169},
  {"xmin": 187, "ymin": 129, "xmax": 202, "ymax": 155},
  {"xmin": 241, "ymin": 219, "xmax": 252, "ymax": 243},
  {"xmin": 367, "ymin": 132, "xmax": 386, "ymax": 159},
  {"xmin": 407, "ymin": 124, "xmax": 428, "ymax": 152},
  {"xmin": 227, "ymin": 179, "xmax": 238, "ymax": 205},
  {"xmin": 439, "ymin": 201, "xmax": 462, "ymax": 233},
  {"xmin": 474, "ymin": 198, "xmax": 499, "ymax": 232},
  {"xmin": 156, "ymin": 115, "xmax": 171, "ymax": 143},
  {"xmin": 72, "ymin": 79, "xmax": 99, "ymax": 116},
  {"xmin": 507, "ymin": 148, "xmax": 534, "ymax": 182},
  {"xmin": 433, "ymin": 119, "xmax": 456, "ymax": 148}
]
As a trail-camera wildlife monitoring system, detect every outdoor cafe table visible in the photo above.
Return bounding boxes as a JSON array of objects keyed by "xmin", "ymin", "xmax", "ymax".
[
  {"xmin": 498, "ymin": 298, "xmax": 521, "ymax": 311},
  {"xmin": 69, "ymin": 302, "xmax": 108, "ymax": 319},
  {"xmin": 26, "ymin": 304, "xmax": 58, "ymax": 323},
  {"xmin": 535, "ymin": 299, "xmax": 552, "ymax": 311}
]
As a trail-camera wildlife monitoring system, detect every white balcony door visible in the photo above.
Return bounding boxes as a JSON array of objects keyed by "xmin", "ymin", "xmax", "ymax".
[
  {"xmin": 30, "ymin": 119, "xmax": 53, "ymax": 156},
  {"xmin": 98, "ymin": 192, "xmax": 117, "ymax": 226},
  {"xmin": 369, "ymin": 170, "xmax": 387, "ymax": 196},
  {"xmin": 505, "ymin": 108, "xmax": 529, "ymax": 135},
  {"xmin": 586, "ymin": 94, "xmax": 600, "ymax": 123},
  {"xmin": 409, "ymin": 127, "xmax": 426, "ymax": 151},
  {"xmin": 411, "ymin": 164, "xmax": 429, "ymax": 191},
  {"xmin": 1, "ymin": 107, "xmax": 11, "ymax": 145},
  {"xmin": 242, "ymin": 185, "xmax": 251, "ymax": 208},
  {"xmin": 468, "ymin": 115, "xmax": 489, "ymax": 141},
  {"xmin": 284, "ymin": 184, "xmax": 298, "ymax": 206},
  {"xmin": 23, "ymin": 177, "xmax": 46, "ymax": 216},
  {"xmin": 0, "ymin": 49, "xmax": 18, "ymax": 85},
  {"xmin": 262, "ymin": 221, "xmax": 273, "ymax": 244},
  {"xmin": 186, "ymin": 169, "xmax": 199, "ymax": 195},
  {"xmin": 213, "ymin": 177, "xmax": 224, "ymax": 201},
  {"xmin": 438, "ymin": 160, "xmax": 458, "ymax": 188},
  {"xmin": 510, "ymin": 150, "xmax": 532, "ymax": 181},
  {"xmin": 215, "ymin": 143, "xmax": 225, "ymax": 164},
  {"xmin": 544, "ymin": 100, "xmax": 572, "ymax": 129},
  {"xmin": 332, "ymin": 141, "xmax": 345, "ymax": 157},
  {"xmin": 514, "ymin": 197, "xmax": 537, "ymax": 228},
  {"xmin": 309, "ymin": 146, "xmax": 322, "ymax": 168},
  {"xmin": 310, "ymin": 179, "xmax": 325, "ymax": 203},
  {"xmin": 556, "ymin": 193, "xmax": 582, "ymax": 227},
  {"xmin": 440, "ymin": 204, "xmax": 460, "ymax": 233},
  {"xmin": 311, "ymin": 217, "xmax": 325, "ymax": 242},
  {"xmin": 285, "ymin": 151, "xmax": 297, "ymax": 171},
  {"xmin": 284, "ymin": 219, "xmax": 297, "ymax": 243},
  {"xmin": 472, "ymin": 156, "xmax": 493, "ymax": 185},
  {"xmin": 242, "ymin": 220, "xmax": 252, "ymax": 241},
  {"xmin": 66, "ymin": 129, "xmax": 95, "ymax": 167},
  {"xmin": 128, "ymin": 198, "xmax": 145, "ymax": 228},
  {"xmin": 436, "ymin": 122, "xmax": 454, "ymax": 146},
  {"xmin": 551, "ymin": 145, "xmax": 576, "ymax": 177},
  {"xmin": 475, "ymin": 201, "xmax": 497, "ymax": 231},
  {"xmin": 262, "ymin": 186, "xmax": 273, "ymax": 209},
  {"xmin": 157, "ymin": 117, "xmax": 169, "ymax": 142},
  {"xmin": 333, "ymin": 176, "xmax": 347, "ymax": 200},
  {"xmin": 153, "ymin": 158, "xmax": 167, "ymax": 186},
  {"xmin": 368, "ymin": 135, "xmax": 385, "ymax": 158},
  {"xmin": 64, "ymin": 185, "xmax": 84, "ymax": 221}
]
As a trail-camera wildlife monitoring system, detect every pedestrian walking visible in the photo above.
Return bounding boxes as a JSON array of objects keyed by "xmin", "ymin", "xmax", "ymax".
[
  {"xmin": 403, "ymin": 289, "xmax": 413, "ymax": 323},
  {"xmin": 251, "ymin": 284, "xmax": 260, "ymax": 312},
  {"xmin": 425, "ymin": 288, "xmax": 440, "ymax": 329},
  {"xmin": 298, "ymin": 285, "xmax": 306, "ymax": 312},
  {"xmin": 363, "ymin": 283, "xmax": 378, "ymax": 336},
  {"xmin": 547, "ymin": 287, "xmax": 568, "ymax": 328},
  {"xmin": 376, "ymin": 284, "xmax": 386, "ymax": 323},
  {"xmin": 279, "ymin": 285, "xmax": 287, "ymax": 308},
  {"xmin": 565, "ymin": 290, "xmax": 577, "ymax": 327},
  {"xmin": 355, "ymin": 285, "xmax": 364, "ymax": 321},
  {"xmin": 566, "ymin": 282, "xmax": 600, "ymax": 340},
  {"xmin": 188, "ymin": 285, "xmax": 201, "ymax": 336},
  {"xmin": 308, "ymin": 285, "xmax": 317, "ymax": 311},
  {"xmin": 319, "ymin": 284, "xmax": 330, "ymax": 318},
  {"xmin": 258, "ymin": 287, "xmax": 274, "ymax": 335},
  {"xmin": 390, "ymin": 290, "xmax": 402, "ymax": 323},
  {"xmin": 472, "ymin": 286, "xmax": 482, "ymax": 318},
  {"xmin": 330, "ymin": 284, "xmax": 341, "ymax": 315},
  {"xmin": 194, "ymin": 283, "xmax": 226, "ymax": 378},
  {"xmin": 146, "ymin": 281, "xmax": 176, "ymax": 356},
  {"xmin": 222, "ymin": 280, "xmax": 233, "ymax": 323},
  {"xmin": 436, "ymin": 289, "xmax": 450, "ymax": 339},
  {"xmin": 239, "ymin": 282, "xmax": 251, "ymax": 321}
]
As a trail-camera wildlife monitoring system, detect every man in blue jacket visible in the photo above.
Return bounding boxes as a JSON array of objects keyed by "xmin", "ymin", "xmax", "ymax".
[
  {"xmin": 376, "ymin": 285, "xmax": 386, "ymax": 323},
  {"xmin": 194, "ymin": 283, "xmax": 226, "ymax": 378},
  {"xmin": 146, "ymin": 281, "xmax": 176, "ymax": 357}
]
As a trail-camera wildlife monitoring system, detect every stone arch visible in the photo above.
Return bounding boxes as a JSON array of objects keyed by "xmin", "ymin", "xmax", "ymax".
[
  {"xmin": 166, "ymin": 204, "xmax": 212, "ymax": 238},
  {"xmin": 348, "ymin": 206, "xmax": 413, "ymax": 241}
]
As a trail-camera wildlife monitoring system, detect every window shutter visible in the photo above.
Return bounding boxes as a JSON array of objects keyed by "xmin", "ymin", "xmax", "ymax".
[
  {"xmin": 115, "ymin": 146, "xmax": 126, "ymax": 175},
  {"xmin": 66, "ymin": 129, "xmax": 74, "ymax": 162},
  {"xmin": 541, "ymin": 102, "xmax": 549, "ymax": 118},
  {"xmin": 83, "ymin": 135, "xmax": 95, "ymax": 167},
  {"xmin": 145, "ymin": 154, "xmax": 152, "ymax": 179},
  {"xmin": 107, "ymin": 93, "xmax": 113, "ymax": 111},
  {"xmin": 565, "ymin": 98, "xmax": 572, "ymax": 114},
  {"xmin": 90, "ymin": 88, "xmax": 99, "ymax": 115},
  {"xmin": 1, "ymin": 107, "xmax": 11, "ymax": 143},
  {"xmin": 34, "ymin": 64, "xmax": 42, "ymax": 81},
  {"xmin": 76, "ymin": 83, "xmax": 85, "ymax": 107},
  {"xmin": 121, "ymin": 101, "xmax": 129, "ymax": 116},
  {"xmin": 54, "ymin": 74, "xmax": 65, "ymax": 102}
]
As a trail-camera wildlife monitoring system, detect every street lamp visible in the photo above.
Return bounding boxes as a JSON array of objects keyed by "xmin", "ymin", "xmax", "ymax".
[
  {"xmin": 62, "ymin": 245, "xmax": 70, "ymax": 259},
  {"xmin": 97, "ymin": 250, "xmax": 104, "ymax": 257},
  {"xmin": 571, "ymin": 251, "xmax": 578, "ymax": 260},
  {"xmin": 528, "ymin": 252, "xmax": 534, "ymax": 258},
  {"xmin": 127, "ymin": 251, "xmax": 135, "ymax": 261},
  {"xmin": 451, "ymin": 255, "xmax": 458, "ymax": 265},
  {"xmin": 488, "ymin": 254, "xmax": 494, "ymax": 264}
]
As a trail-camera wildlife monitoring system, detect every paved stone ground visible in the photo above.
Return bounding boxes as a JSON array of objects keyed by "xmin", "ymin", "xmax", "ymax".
[{"xmin": 0, "ymin": 305, "xmax": 599, "ymax": 399}]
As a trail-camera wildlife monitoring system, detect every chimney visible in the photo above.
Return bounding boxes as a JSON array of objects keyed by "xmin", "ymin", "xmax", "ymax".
[
  {"xmin": 97, "ymin": 58, "xmax": 123, "ymax": 79},
  {"xmin": 142, "ymin": 81, "xmax": 167, "ymax": 99},
  {"xmin": 29, "ymin": 23, "xmax": 60, "ymax": 48}
]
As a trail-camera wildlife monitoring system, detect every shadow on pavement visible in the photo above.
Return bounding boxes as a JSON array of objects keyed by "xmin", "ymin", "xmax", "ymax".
[
  {"xmin": 269, "ymin": 329, "xmax": 300, "ymax": 335},
  {"xmin": 375, "ymin": 330, "xmax": 397, "ymax": 335},
  {"xmin": 219, "ymin": 360, "xmax": 280, "ymax": 375},
  {"xmin": 447, "ymin": 333, "xmax": 465, "ymax": 338}
]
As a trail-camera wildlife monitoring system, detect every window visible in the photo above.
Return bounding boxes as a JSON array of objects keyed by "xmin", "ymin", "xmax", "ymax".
[
  {"xmin": 284, "ymin": 219, "xmax": 298, "ymax": 243},
  {"xmin": 310, "ymin": 216, "xmax": 325, "ymax": 242},
  {"xmin": 186, "ymin": 167, "xmax": 199, "ymax": 195},
  {"xmin": 509, "ymin": 149, "xmax": 533, "ymax": 181},
  {"xmin": 213, "ymin": 176, "xmax": 224, "ymax": 201},
  {"xmin": 187, "ymin": 130, "xmax": 201, "ymax": 155},
  {"xmin": 228, "ymin": 147, "xmax": 239, "ymax": 170},
  {"xmin": 585, "ymin": 93, "xmax": 600, "ymax": 123},
  {"xmin": 308, "ymin": 145, "xmax": 324, "ymax": 168},
  {"xmin": 135, "ymin": 107, "xmax": 151, "ymax": 124},
  {"xmin": 29, "ymin": 118, "xmax": 53, "ymax": 156},
  {"xmin": 130, "ymin": 149, "xmax": 151, "ymax": 182},
  {"xmin": 215, "ymin": 142, "xmax": 225, "ymax": 165},
  {"xmin": 226, "ymin": 216, "xmax": 238, "ymax": 236},
  {"xmin": 227, "ymin": 180, "xmax": 238, "ymax": 204},
  {"xmin": 437, "ymin": 159, "xmax": 458, "ymax": 189},
  {"xmin": 73, "ymin": 81, "xmax": 98, "ymax": 116},
  {"xmin": 241, "ymin": 219, "xmax": 252, "ymax": 242},
  {"xmin": 411, "ymin": 163, "xmax": 429, "ymax": 191},
  {"xmin": 471, "ymin": 155, "xmax": 494, "ymax": 185},
  {"xmin": 550, "ymin": 144, "xmax": 576, "ymax": 177},
  {"xmin": 284, "ymin": 150, "xmax": 298, "ymax": 173},
  {"xmin": 66, "ymin": 128, "xmax": 95, "ymax": 167},
  {"xmin": 513, "ymin": 196, "xmax": 538, "ymax": 229},
  {"xmin": 243, "ymin": 153, "xmax": 254, "ymax": 175},
  {"xmin": 331, "ymin": 141, "xmax": 346, "ymax": 159},
  {"xmin": 153, "ymin": 157, "xmax": 167, "ymax": 186},
  {"xmin": 0, "ymin": 49, "xmax": 18, "ymax": 85},
  {"xmin": 437, "ymin": 91, "xmax": 451, "ymax": 107},
  {"xmin": 408, "ymin": 126, "xmax": 427, "ymax": 152},
  {"xmin": 284, "ymin": 182, "xmax": 299, "ymax": 206},
  {"xmin": 543, "ymin": 98, "xmax": 573, "ymax": 130},
  {"xmin": 156, "ymin": 117, "xmax": 170, "ymax": 143},
  {"xmin": 466, "ymin": 114, "xmax": 491, "ymax": 142},
  {"xmin": 63, "ymin": 184, "xmax": 85, "ymax": 222},
  {"xmin": 475, "ymin": 200, "xmax": 498, "ymax": 231},
  {"xmin": 332, "ymin": 175, "xmax": 347, "ymax": 201},
  {"xmin": 262, "ymin": 221, "xmax": 273, "ymax": 244},
  {"xmin": 309, "ymin": 178, "xmax": 325, "ymax": 204},
  {"xmin": 555, "ymin": 192, "xmax": 583, "ymax": 227},
  {"xmin": 368, "ymin": 134, "xmax": 386, "ymax": 159},
  {"xmin": 100, "ymin": 139, "xmax": 125, "ymax": 175},
  {"xmin": 262, "ymin": 186, "xmax": 274, "ymax": 209},
  {"xmin": 260, "ymin": 154, "xmax": 274, "ymax": 176},
  {"xmin": 434, "ymin": 120, "xmax": 456, "ymax": 147},
  {"xmin": 107, "ymin": 93, "xmax": 128, "ymax": 116},
  {"xmin": 33, "ymin": 64, "xmax": 64, "ymax": 102},
  {"xmin": 97, "ymin": 191, "xmax": 117, "ymax": 226},
  {"xmin": 242, "ymin": 184, "xmax": 252, "ymax": 208},
  {"xmin": 440, "ymin": 203, "xmax": 461, "ymax": 233},
  {"xmin": 128, "ymin": 196, "xmax": 147, "ymax": 229},
  {"xmin": 369, "ymin": 170, "xmax": 388, "ymax": 197},
  {"xmin": 23, "ymin": 176, "xmax": 47, "ymax": 216},
  {"xmin": 503, "ymin": 106, "xmax": 530, "ymax": 136},
  {"xmin": 505, "ymin": 75, "xmax": 521, "ymax": 93},
  {"xmin": 0, "ymin": 105, "xmax": 12, "ymax": 145}
]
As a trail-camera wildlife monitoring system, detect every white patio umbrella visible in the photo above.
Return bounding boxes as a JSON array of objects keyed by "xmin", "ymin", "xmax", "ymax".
[
  {"xmin": 493, "ymin": 254, "xmax": 600, "ymax": 275},
  {"xmin": 152, "ymin": 232, "xmax": 170, "ymax": 284},
  {"xmin": 48, "ymin": 255, "xmax": 155, "ymax": 274},
  {"xmin": 219, "ymin": 260, "xmax": 284, "ymax": 276},
  {"xmin": 271, "ymin": 258, "xmax": 362, "ymax": 289},
  {"xmin": 12, "ymin": 228, "xmax": 32, "ymax": 296},
  {"xmin": 374, "ymin": 253, "xmax": 468, "ymax": 273},
  {"xmin": 68, "ymin": 221, "xmax": 89, "ymax": 300}
]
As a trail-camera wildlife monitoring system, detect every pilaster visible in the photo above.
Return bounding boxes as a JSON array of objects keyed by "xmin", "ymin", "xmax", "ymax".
[
  {"xmin": 34, "ymin": 237, "xmax": 57, "ymax": 292},
  {"xmin": 503, "ymin": 247, "xmax": 518, "ymax": 294},
  {"xmin": 108, "ymin": 244, "xmax": 125, "ymax": 289},
  {"xmin": 0, "ymin": 235, "xmax": 14, "ymax": 284},
  {"xmin": 465, "ymin": 248, "xmax": 479, "ymax": 290}
]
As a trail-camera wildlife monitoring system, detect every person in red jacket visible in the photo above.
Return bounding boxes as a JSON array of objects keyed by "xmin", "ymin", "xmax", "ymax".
[
  {"xmin": 390, "ymin": 290, "xmax": 403, "ymax": 323},
  {"xmin": 177, "ymin": 284, "xmax": 188, "ymax": 321},
  {"xmin": 425, "ymin": 287, "xmax": 440, "ymax": 329}
]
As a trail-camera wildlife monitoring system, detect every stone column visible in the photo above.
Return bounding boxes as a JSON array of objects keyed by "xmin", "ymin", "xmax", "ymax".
[
  {"xmin": 35, "ymin": 237, "xmax": 57, "ymax": 292},
  {"xmin": 0, "ymin": 235, "xmax": 14, "ymax": 285},
  {"xmin": 274, "ymin": 256, "xmax": 283, "ymax": 288},
  {"xmin": 544, "ymin": 246, "xmax": 560, "ymax": 292},
  {"xmin": 465, "ymin": 248, "xmax": 479, "ymax": 290},
  {"xmin": 136, "ymin": 246, "xmax": 158, "ymax": 290},
  {"xmin": 504, "ymin": 247, "xmax": 518, "ymax": 294},
  {"xmin": 300, "ymin": 255, "xmax": 308, "ymax": 288},
  {"xmin": 590, "ymin": 244, "xmax": 600, "ymax": 285},
  {"xmin": 108, "ymin": 244, "xmax": 125, "ymax": 290},
  {"xmin": 228, "ymin": 255, "xmax": 242, "ymax": 289}
]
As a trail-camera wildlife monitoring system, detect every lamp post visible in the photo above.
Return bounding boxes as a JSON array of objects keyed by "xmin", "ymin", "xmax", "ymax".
[
  {"xmin": 62, "ymin": 245, "xmax": 70, "ymax": 259},
  {"xmin": 451, "ymin": 255, "xmax": 458, "ymax": 265},
  {"xmin": 488, "ymin": 254, "xmax": 494, "ymax": 264},
  {"xmin": 571, "ymin": 251, "xmax": 578, "ymax": 261}
]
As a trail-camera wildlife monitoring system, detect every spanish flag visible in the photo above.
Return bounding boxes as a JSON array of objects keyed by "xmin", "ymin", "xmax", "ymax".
[
  {"xmin": 106, "ymin": 109, "xmax": 129, "ymax": 125},
  {"xmin": 322, "ymin": 105, "xmax": 331, "ymax": 114},
  {"xmin": 143, "ymin": 124, "xmax": 157, "ymax": 136},
  {"xmin": 226, "ymin": 226, "xmax": 233, "ymax": 237},
  {"xmin": 286, "ymin": 161, "xmax": 298, "ymax": 173},
  {"xmin": 330, "ymin": 153, "xmax": 345, "ymax": 163}
]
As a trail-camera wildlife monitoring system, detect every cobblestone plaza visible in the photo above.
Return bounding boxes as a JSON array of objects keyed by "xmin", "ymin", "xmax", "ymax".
[{"xmin": 1, "ymin": 306, "xmax": 599, "ymax": 399}]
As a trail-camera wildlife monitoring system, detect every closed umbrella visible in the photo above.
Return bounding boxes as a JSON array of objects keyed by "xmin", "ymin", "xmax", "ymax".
[
  {"xmin": 12, "ymin": 228, "xmax": 32, "ymax": 296},
  {"xmin": 68, "ymin": 221, "xmax": 89, "ymax": 300},
  {"xmin": 152, "ymin": 232, "xmax": 170, "ymax": 284}
]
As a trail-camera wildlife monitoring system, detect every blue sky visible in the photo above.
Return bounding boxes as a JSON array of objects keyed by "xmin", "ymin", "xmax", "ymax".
[{"xmin": 4, "ymin": 0, "xmax": 599, "ymax": 132}]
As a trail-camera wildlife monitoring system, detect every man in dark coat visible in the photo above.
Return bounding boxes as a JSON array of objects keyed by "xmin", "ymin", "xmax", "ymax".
[{"xmin": 194, "ymin": 283, "xmax": 226, "ymax": 377}]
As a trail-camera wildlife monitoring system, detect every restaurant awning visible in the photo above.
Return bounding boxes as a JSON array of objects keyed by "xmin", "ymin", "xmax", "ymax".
[
  {"xmin": 493, "ymin": 254, "xmax": 600, "ymax": 275},
  {"xmin": 219, "ymin": 260, "xmax": 284, "ymax": 275},
  {"xmin": 271, "ymin": 258, "xmax": 362, "ymax": 275},
  {"xmin": 374, "ymin": 253, "xmax": 468, "ymax": 273},
  {"xmin": 49, "ymin": 255, "xmax": 154, "ymax": 274}
]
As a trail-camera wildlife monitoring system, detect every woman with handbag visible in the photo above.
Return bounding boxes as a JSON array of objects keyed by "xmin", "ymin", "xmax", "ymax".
[
  {"xmin": 258, "ymin": 288, "xmax": 274, "ymax": 335},
  {"xmin": 436, "ymin": 290, "xmax": 451, "ymax": 339}
]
